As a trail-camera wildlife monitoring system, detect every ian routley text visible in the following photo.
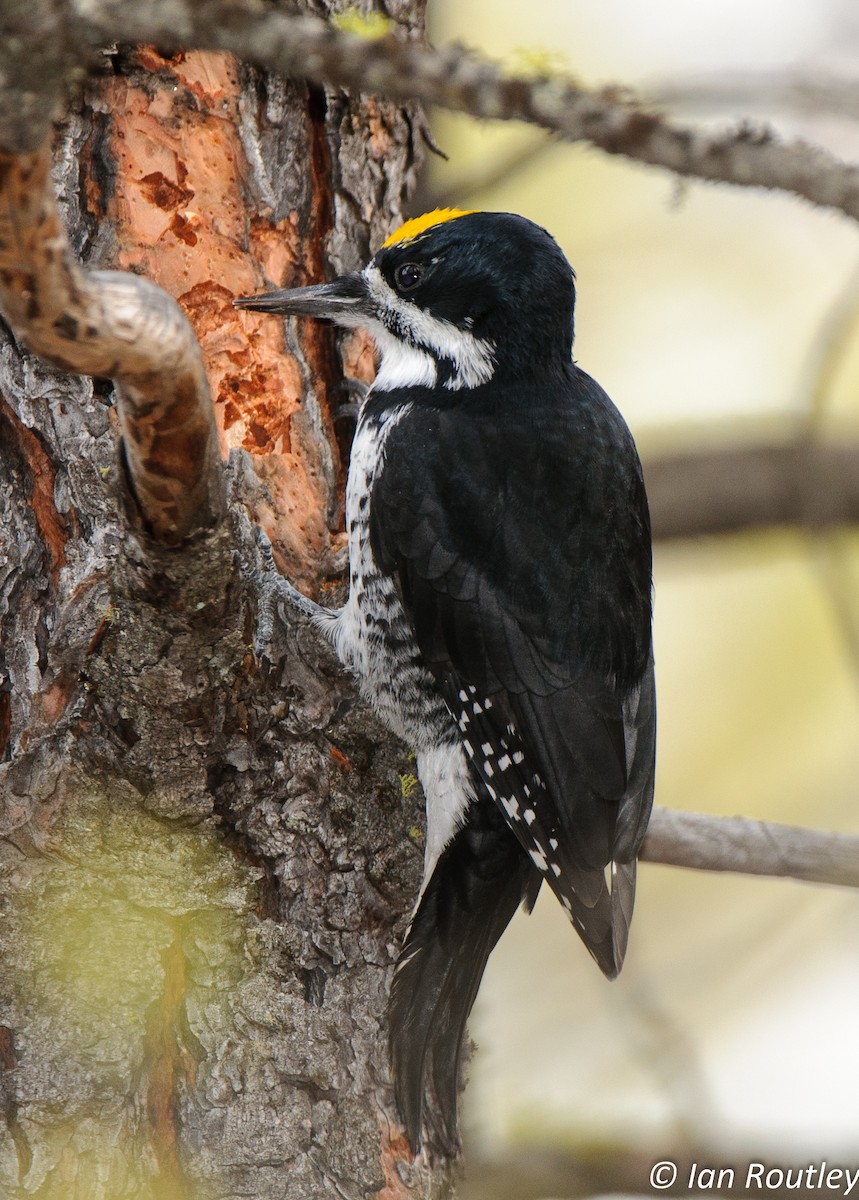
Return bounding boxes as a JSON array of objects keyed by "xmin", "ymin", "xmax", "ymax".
[{"xmin": 650, "ymin": 1161, "xmax": 859, "ymax": 1195}]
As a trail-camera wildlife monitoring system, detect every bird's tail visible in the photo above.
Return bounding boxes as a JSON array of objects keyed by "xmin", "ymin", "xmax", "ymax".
[
  {"xmin": 389, "ymin": 796, "xmax": 539, "ymax": 1155},
  {"xmin": 562, "ymin": 854, "xmax": 636, "ymax": 980}
]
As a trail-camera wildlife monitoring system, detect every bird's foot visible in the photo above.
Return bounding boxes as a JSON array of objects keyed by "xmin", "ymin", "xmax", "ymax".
[{"xmin": 252, "ymin": 524, "xmax": 335, "ymax": 655}]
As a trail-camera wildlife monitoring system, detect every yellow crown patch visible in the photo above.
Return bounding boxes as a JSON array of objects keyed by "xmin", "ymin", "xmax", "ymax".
[{"xmin": 382, "ymin": 207, "xmax": 478, "ymax": 249}]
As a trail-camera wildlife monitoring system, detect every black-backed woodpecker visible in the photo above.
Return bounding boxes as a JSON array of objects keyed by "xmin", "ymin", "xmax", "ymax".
[{"xmin": 235, "ymin": 208, "xmax": 656, "ymax": 1156}]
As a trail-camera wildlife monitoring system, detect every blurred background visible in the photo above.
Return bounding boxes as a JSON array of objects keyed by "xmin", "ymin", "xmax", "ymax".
[{"xmin": 417, "ymin": 0, "xmax": 859, "ymax": 1190}]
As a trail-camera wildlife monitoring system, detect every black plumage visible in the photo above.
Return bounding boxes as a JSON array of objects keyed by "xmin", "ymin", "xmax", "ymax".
[
  {"xmin": 389, "ymin": 791, "xmax": 540, "ymax": 1151},
  {"xmin": 370, "ymin": 368, "xmax": 654, "ymax": 1149},
  {"xmin": 235, "ymin": 209, "xmax": 656, "ymax": 1157}
]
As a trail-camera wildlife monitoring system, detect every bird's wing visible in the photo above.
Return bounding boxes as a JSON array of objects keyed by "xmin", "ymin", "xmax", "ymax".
[{"xmin": 370, "ymin": 378, "xmax": 655, "ymax": 975}]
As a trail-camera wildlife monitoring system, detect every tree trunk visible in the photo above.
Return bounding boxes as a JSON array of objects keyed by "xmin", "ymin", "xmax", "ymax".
[{"xmin": 0, "ymin": 5, "xmax": 454, "ymax": 1197}]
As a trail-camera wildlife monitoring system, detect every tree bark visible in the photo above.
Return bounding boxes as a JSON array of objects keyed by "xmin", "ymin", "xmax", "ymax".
[{"xmin": 0, "ymin": 7, "xmax": 451, "ymax": 1198}]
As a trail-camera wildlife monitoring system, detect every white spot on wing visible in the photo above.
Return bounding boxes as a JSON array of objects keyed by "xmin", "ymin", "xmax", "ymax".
[{"xmin": 529, "ymin": 845, "xmax": 549, "ymax": 872}]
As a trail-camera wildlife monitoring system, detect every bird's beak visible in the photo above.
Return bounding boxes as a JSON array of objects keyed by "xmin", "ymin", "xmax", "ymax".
[{"xmin": 233, "ymin": 272, "xmax": 371, "ymax": 326}]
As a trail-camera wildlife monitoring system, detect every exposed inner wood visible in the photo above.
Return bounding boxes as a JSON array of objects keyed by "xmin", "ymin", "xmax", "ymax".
[{"xmin": 0, "ymin": 142, "xmax": 223, "ymax": 543}]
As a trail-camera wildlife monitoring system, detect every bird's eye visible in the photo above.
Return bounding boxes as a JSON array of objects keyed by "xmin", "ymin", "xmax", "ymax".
[{"xmin": 394, "ymin": 263, "xmax": 424, "ymax": 292}]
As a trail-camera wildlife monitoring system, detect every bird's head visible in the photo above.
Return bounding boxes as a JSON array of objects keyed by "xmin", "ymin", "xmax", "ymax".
[{"xmin": 235, "ymin": 209, "xmax": 576, "ymax": 393}]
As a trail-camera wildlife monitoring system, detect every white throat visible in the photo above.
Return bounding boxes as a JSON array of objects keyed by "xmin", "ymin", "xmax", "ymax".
[
  {"xmin": 372, "ymin": 326, "xmax": 438, "ymax": 390},
  {"xmin": 363, "ymin": 264, "xmax": 495, "ymax": 392}
]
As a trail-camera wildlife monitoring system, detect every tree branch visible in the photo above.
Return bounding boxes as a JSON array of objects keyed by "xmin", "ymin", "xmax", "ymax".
[
  {"xmin": 1, "ymin": 5, "xmax": 859, "ymax": 221},
  {"xmin": 0, "ymin": 140, "xmax": 224, "ymax": 543},
  {"xmin": 644, "ymin": 439, "xmax": 859, "ymax": 540},
  {"xmin": 2, "ymin": 1, "xmax": 854, "ymax": 223},
  {"xmin": 642, "ymin": 807, "xmax": 859, "ymax": 889}
]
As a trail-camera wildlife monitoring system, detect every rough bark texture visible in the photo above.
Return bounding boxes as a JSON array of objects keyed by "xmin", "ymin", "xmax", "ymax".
[{"xmin": 0, "ymin": 5, "xmax": 453, "ymax": 1198}]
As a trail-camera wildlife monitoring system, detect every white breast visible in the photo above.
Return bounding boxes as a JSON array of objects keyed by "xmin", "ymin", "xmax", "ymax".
[
  {"xmin": 333, "ymin": 404, "xmax": 441, "ymax": 746},
  {"xmin": 332, "ymin": 403, "xmax": 472, "ymax": 883}
]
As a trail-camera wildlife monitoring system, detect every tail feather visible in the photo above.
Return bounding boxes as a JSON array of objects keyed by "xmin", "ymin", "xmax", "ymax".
[
  {"xmin": 610, "ymin": 858, "xmax": 636, "ymax": 969},
  {"xmin": 389, "ymin": 797, "xmax": 538, "ymax": 1154},
  {"xmin": 425, "ymin": 907, "xmax": 500, "ymax": 1151},
  {"xmin": 427, "ymin": 857, "xmax": 539, "ymax": 1150}
]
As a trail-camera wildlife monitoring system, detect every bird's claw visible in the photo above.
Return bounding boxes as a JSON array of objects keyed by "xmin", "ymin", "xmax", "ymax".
[{"xmin": 251, "ymin": 525, "xmax": 333, "ymax": 656}]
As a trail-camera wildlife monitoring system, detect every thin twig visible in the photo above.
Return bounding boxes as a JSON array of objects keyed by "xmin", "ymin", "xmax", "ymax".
[
  {"xmin": 419, "ymin": 134, "xmax": 559, "ymax": 209},
  {"xmin": 810, "ymin": 533, "xmax": 859, "ymax": 688},
  {"xmin": 795, "ymin": 260, "xmax": 859, "ymax": 439},
  {"xmin": 790, "ymin": 259, "xmax": 859, "ymax": 686}
]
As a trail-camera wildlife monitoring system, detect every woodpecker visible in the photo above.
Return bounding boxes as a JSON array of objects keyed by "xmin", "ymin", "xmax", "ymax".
[{"xmin": 235, "ymin": 209, "xmax": 655, "ymax": 1156}]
